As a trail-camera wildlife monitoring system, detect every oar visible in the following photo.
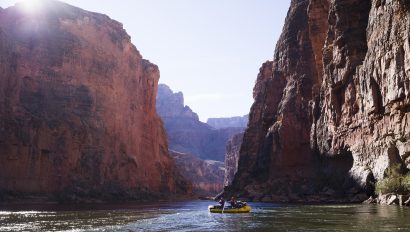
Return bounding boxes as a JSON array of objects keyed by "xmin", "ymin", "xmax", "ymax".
[{"xmin": 222, "ymin": 201, "xmax": 225, "ymax": 213}]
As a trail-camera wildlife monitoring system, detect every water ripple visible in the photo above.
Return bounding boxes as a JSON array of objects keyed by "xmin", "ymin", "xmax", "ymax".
[{"xmin": 0, "ymin": 201, "xmax": 409, "ymax": 231}]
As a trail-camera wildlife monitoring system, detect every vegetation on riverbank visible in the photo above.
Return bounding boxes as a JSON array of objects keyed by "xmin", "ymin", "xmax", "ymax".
[{"xmin": 375, "ymin": 165, "xmax": 410, "ymax": 195}]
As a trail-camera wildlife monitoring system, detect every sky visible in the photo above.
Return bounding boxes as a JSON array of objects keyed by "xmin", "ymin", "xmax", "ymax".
[{"xmin": 0, "ymin": 0, "xmax": 290, "ymax": 121}]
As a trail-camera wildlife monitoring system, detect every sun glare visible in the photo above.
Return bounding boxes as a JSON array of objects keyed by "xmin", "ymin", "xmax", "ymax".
[{"xmin": 20, "ymin": 0, "xmax": 45, "ymax": 14}]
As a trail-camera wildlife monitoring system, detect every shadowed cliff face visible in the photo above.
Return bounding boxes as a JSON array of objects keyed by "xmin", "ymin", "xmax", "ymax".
[
  {"xmin": 228, "ymin": 0, "xmax": 320, "ymax": 202},
  {"xmin": 227, "ymin": 0, "xmax": 410, "ymax": 202},
  {"xmin": 170, "ymin": 150, "xmax": 224, "ymax": 196},
  {"xmin": 0, "ymin": 1, "xmax": 188, "ymax": 200},
  {"xmin": 224, "ymin": 132, "xmax": 244, "ymax": 187},
  {"xmin": 316, "ymin": 0, "xmax": 410, "ymax": 191}
]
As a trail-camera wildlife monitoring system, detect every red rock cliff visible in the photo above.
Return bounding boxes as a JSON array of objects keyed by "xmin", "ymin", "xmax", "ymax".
[
  {"xmin": 226, "ymin": 0, "xmax": 410, "ymax": 202},
  {"xmin": 0, "ymin": 1, "xmax": 186, "ymax": 200}
]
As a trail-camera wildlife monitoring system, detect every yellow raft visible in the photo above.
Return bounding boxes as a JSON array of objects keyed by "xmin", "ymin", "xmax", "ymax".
[{"xmin": 208, "ymin": 205, "xmax": 251, "ymax": 213}]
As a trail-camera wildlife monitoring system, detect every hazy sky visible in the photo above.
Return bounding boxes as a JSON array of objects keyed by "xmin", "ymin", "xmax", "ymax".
[{"xmin": 0, "ymin": 0, "xmax": 290, "ymax": 121}]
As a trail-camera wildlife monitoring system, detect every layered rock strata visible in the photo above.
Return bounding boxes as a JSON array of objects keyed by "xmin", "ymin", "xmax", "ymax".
[
  {"xmin": 170, "ymin": 150, "xmax": 224, "ymax": 196},
  {"xmin": 226, "ymin": 0, "xmax": 410, "ymax": 203},
  {"xmin": 0, "ymin": 1, "xmax": 187, "ymax": 201}
]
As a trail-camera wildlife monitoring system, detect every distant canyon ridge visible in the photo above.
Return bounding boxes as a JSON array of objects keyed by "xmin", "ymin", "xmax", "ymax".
[
  {"xmin": 156, "ymin": 84, "xmax": 246, "ymax": 195},
  {"xmin": 156, "ymin": 84, "xmax": 245, "ymax": 162},
  {"xmin": 207, "ymin": 115, "xmax": 248, "ymax": 129}
]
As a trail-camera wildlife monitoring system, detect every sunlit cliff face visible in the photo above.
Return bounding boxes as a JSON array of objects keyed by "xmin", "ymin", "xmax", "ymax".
[{"xmin": 12, "ymin": 0, "xmax": 54, "ymax": 40}]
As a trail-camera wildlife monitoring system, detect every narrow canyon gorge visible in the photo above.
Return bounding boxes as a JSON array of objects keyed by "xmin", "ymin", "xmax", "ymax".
[
  {"xmin": 156, "ymin": 84, "xmax": 246, "ymax": 196},
  {"xmin": 0, "ymin": 0, "xmax": 409, "ymax": 205}
]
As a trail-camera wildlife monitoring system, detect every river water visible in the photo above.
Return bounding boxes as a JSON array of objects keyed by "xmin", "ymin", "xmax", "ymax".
[{"xmin": 1, "ymin": 200, "xmax": 409, "ymax": 231}]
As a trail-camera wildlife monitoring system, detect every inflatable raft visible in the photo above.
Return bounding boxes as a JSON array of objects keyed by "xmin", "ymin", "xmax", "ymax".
[{"xmin": 208, "ymin": 204, "xmax": 251, "ymax": 213}]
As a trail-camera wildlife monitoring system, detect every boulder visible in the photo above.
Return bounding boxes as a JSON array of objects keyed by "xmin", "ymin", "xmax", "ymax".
[
  {"xmin": 387, "ymin": 195, "xmax": 399, "ymax": 205},
  {"xmin": 404, "ymin": 196, "xmax": 410, "ymax": 206},
  {"xmin": 363, "ymin": 196, "xmax": 376, "ymax": 204}
]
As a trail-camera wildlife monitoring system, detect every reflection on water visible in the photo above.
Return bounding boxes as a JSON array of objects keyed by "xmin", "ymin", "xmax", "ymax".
[{"xmin": 0, "ymin": 201, "xmax": 409, "ymax": 231}]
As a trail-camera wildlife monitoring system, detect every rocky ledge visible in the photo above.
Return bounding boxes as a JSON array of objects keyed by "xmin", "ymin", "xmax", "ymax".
[{"xmin": 364, "ymin": 194, "xmax": 410, "ymax": 206}]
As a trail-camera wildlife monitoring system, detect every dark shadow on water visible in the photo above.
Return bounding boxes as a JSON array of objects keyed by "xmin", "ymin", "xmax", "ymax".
[{"xmin": 0, "ymin": 200, "xmax": 194, "ymax": 212}]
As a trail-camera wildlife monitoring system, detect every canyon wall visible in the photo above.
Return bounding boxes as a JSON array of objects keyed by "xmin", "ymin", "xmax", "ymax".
[
  {"xmin": 170, "ymin": 150, "xmax": 224, "ymax": 196},
  {"xmin": 227, "ymin": 0, "xmax": 410, "ymax": 202},
  {"xmin": 0, "ymin": 1, "xmax": 187, "ymax": 201},
  {"xmin": 224, "ymin": 132, "xmax": 244, "ymax": 187}
]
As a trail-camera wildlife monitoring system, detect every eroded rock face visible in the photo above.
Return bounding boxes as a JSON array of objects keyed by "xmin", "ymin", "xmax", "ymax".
[
  {"xmin": 156, "ymin": 84, "xmax": 243, "ymax": 161},
  {"xmin": 224, "ymin": 132, "xmax": 244, "ymax": 187},
  {"xmin": 170, "ymin": 150, "xmax": 224, "ymax": 196},
  {"xmin": 316, "ymin": 0, "xmax": 410, "ymax": 185},
  {"xmin": 227, "ymin": 0, "xmax": 319, "ymax": 202},
  {"xmin": 226, "ymin": 0, "xmax": 410, "ymax": 202},
  {"xmin": 0, "ymin": 1, "xmax": 187, "ymax": 200}
]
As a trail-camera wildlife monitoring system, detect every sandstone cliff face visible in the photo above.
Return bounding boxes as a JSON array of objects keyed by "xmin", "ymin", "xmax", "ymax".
[
  {"xmin": 207, "ymin": 115, "xmax": 249, "ymax": 129},
  {"xmin": 224, "ymin": 132, "xmax": 244, "ymax": 187},
  {"xmin": 170, "ymin": 150, "xmax": 224, "ymax": 196},
  {"xmin": 156, "ymin": 84, "xmax": 243, "ymax": 161},
  {"xmin": 227, "ymin": 0, "xmax": 410, "ymax": 202},
  {"xmin": 0, "ymin": 1, "xmax": 187, "ymax": 200},
  {"xmin": 316, "ymin": 0, "xmax": 410, "ymax": 185}
]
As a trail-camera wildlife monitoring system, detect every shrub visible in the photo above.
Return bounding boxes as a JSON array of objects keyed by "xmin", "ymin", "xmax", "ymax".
[
  {"xmin": 375, "ymin": 164, "xmax": 410, "ymax": 195},
  {"xmin": 375, "ymin": 176, "xmax": 403, "ymax": 194},
  {"xmin": 402, "ymin": 173, "xmax": 410, "ymax": 192}
]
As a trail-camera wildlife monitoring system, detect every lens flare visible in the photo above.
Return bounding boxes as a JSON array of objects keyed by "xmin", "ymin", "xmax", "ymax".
[{"xmin": 20, "ymin": 0, "xmax": 46, "ymax": 14}]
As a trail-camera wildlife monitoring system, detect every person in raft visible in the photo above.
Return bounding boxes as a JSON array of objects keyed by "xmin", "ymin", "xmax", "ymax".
[
  {"xmin": 218, "ymin": 197, "xmax": 225, "ymax": 208},
  {"xmin": 230, "ymin": 196, "xmax": 237, "ymax": 208}
]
